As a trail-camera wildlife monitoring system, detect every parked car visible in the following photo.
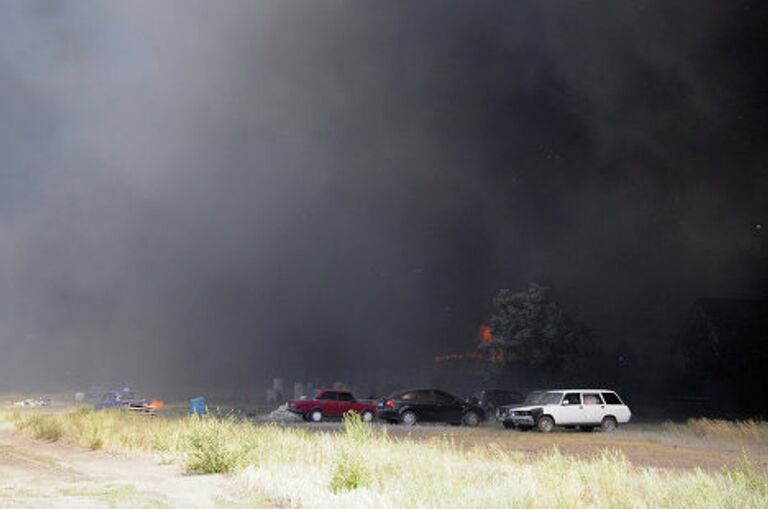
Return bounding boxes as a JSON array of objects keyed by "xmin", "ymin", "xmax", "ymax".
[
  {"xmin": 496, "ymin": 389, "xmax": 631, "ymax": 432},
  {"xmin": 492, "ymin": 390, "xmax": 546, "ymax": 428},
  {"xmin": 376, "ymin": 388, "xmax": 485, "ymax": 426},
  {"xmin": 93, "ymin": 388, "xmax": 157, "ymax": 415},
  {"xmin": 468, "ymin": 388, "xmax": 524, "ymax": 415},
  {"xmin": 287, "ymin": 389, "xmax": 376, "ymax": 423}
]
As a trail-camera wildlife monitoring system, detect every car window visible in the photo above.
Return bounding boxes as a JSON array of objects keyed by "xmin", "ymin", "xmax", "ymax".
[
  {"xmin": 434, "ymin": 391, "xmax": 456, "ymax": 404},
  {"xmin": 583, "ymin": 393, "xmax": 603, "ymax": 405},
  {"xmin": 338, "ymin": 392, "xmax": 354, "ymax": 402},
  {"xmin": 601, "ymin": 392, "xmax": 623, "ymax": 405},
  {"xmin": 541, "ymin": 392, "xmax": 563, "ymax": 405},
  {"xmin": 525, "ymin": 391, "xmax": 545, "ymax": 404},
  {"xmin": 563, "ymin": 393, "xmax": 581, "ymax": 405},
  {"xmin": 400, "ymin": 392, "xmax": 417, "ymax": 401},
  {"xmin": 415, "ymin": 390, "xmax": 434, "ymax": 402},
  {"xmin": 318, "ymin": 391, "xmax": 337, "ymax": 400}
]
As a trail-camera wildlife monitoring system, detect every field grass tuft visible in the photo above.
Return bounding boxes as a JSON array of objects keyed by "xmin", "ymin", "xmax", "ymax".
[{"xmin": 20, "ymin": 414, "xmax": 64, "ymax": 441}]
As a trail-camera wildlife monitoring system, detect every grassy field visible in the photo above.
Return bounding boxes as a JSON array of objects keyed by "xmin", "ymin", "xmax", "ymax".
[
  {"xmin": 4, "ymin": 409, "xmax": 768, "ymax": 508},
  {"xmin": 663, "ymin": 418, "xmax": 768, "ymax": 445}
]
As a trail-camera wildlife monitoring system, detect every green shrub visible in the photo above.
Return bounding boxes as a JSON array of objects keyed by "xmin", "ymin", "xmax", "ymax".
[
  {"xmin": 342, "ymin": 411, "xmax": 373, "ymax": 443},
  {"xmin": 722, "ymin": 451, "xmax": 768, "ymax": 497},
  {"xmin": 329, "ymin": 451, "xmax": 372, "ymax": 493},
  {"xmin": 183, "ymin": 416, "xmax": 240, "ymax": 474}
]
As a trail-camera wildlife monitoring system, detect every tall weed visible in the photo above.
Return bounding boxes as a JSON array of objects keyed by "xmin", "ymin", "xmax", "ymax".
[
  {"xmin": 183, "ymin": 416, "xmax": 243, "ymax": 474},
  {"xmin": 27, "ymin": 414, "xmax": 63, "ymax": 441}
]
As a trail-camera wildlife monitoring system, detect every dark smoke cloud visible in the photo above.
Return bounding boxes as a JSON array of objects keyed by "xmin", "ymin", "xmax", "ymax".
[{"xmin": 1, "ymin": 1, "xmax": 766, "ymax": 392}]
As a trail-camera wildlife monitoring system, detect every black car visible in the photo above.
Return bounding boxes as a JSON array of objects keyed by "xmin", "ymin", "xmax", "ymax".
[
  {"xmin": 468, "ymin": 388, "xmax": 524, "ymax": 414},
  {"xmin": 376, "ymin": 388, "xmax": 485, "ymax": 426}
]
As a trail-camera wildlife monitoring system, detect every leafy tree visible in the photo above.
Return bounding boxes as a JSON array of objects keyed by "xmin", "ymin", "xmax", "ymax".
[{"xmin": 482, "ymin": 283, "xmax": 596, "ymax": 375}]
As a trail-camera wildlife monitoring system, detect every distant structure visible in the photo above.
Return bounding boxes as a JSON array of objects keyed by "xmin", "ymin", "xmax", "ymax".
[
  {"xmin": 293, "ymin": 382, "xmax": 305, "ymax": 400},
  {"xmin": 273, "ymin": 378, "xmax": 284, "ymax": 401},
  {"xmin": 678, "ymin": 298, "xmax": 768, "ymax": 416}
]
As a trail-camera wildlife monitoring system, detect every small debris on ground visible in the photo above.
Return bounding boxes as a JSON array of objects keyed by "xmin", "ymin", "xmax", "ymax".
[
  {"xmin": 13, "ymin": 398, "xmax": 51, "ymax": 407},
  {"xmin": 254, "ymin": 403, "xmax": 301, "ymax": 422}
]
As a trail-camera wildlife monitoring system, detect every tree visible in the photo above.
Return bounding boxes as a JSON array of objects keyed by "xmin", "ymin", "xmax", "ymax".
[{"xmin": 482, "ymin": 283, "xmax": 596, "ymax": 376}]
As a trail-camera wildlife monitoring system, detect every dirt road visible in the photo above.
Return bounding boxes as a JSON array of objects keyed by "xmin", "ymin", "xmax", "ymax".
[{"xmin": 0, "ymin": 423, "xmax": 248, "ymax": 509}]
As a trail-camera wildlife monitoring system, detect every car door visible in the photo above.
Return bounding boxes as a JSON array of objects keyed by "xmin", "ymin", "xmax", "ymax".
[
  {"xmin": 398, "ymin": 390, "xmax": 430, "ymax": 420},
  {"xmin": 415, "ymin": 390, "xmax": 439, "ymax": 421},
  {"xmin": 433, "ymin": 390, "xmax": 463, "ymax": 423},
  {"xmin": 336, "ymin": 392, "xmax": 356, "ymax": 416},
  {"xmin": 581, "ymin": 393, "xmax": 606, "ymax": 424},
  {"xmin": 558, "ymin": 392, "xmax": 585, "ymax": 425},
  {"xmin": 318, "ymin": 391, "xmax": 340, "ymax": 417}
]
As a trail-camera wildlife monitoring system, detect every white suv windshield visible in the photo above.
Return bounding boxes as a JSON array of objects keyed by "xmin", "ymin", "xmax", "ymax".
[
  {"xmin": 524, "ymin": 391, "xmax": 545, "ymax": 404},
  {"xmin": 541, "ymin": 392, "xmax": 563, "ymax": 405}
]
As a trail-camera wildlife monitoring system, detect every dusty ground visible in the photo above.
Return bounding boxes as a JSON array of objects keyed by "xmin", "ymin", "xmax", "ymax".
[
  {"xmin": 2, "ymin": 414, "xmax": 767, "ymax": 508},
  {"xmin": 0, "ymin": 423, "xmax": 260, "ymax": 509}
]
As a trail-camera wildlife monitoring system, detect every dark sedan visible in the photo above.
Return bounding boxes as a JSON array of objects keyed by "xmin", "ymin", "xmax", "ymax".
[{"xmin": 376, "ymin": 388, "xmax": 485, "ymax": 426}]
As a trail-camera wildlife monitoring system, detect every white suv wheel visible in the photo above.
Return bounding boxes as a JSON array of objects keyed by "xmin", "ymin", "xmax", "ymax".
[
  {"xmin": 538, "ymin": 416, "xmax": 555, "ymax": 433},
  {"xmin": 600, "ymin": 416, "xmax": 617, "ymax": 432}
]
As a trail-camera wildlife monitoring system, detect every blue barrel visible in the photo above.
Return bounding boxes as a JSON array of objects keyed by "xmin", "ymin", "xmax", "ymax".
[{"xmin": 189, "ymin": 396, "xmax": 206, "ymax": 415}]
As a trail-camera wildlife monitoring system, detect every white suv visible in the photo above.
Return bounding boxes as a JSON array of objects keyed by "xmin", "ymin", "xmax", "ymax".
[{"xmin": 496, "ymin": 389, "xmax": 631, "ymax": 432}]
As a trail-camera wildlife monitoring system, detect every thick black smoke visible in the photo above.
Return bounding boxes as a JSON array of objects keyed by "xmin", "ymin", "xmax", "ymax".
[{"xmin": 1, "ymin": 1, "xmax": 766, "ymax": 393}]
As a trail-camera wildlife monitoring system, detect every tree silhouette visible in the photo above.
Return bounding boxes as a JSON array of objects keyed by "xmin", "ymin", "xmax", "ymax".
[{"xmin": 483, "ymin": 283, "xmax": 596, "ymax": 375}]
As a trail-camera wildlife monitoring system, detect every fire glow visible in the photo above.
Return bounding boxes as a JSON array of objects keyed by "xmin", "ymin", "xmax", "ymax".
[{"xmin": 434, "ymin": 324, "xmax": 502, "ymax": 364}]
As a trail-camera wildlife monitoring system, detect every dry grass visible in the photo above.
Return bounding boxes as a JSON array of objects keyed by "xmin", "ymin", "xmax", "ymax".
[
  {"xmin": 663, "ymin": 418, "xmax": 768, "ymax": 445},
  {"xmin": 4, "ymin": 410, "xmax": 768, "ymax": 508},
  {"xmin": 14, "ymin": 413, "xmax": 64, "ymax": 441}
]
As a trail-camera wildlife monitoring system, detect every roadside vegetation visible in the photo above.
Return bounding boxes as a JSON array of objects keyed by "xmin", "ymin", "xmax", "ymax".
[
  {"xmin": 4, "ymin": 409, "xmax": 768, "ymax": 508},
  {"xmin": 663, "ymin": 418, "xmax": 768, "ymax": 445}
]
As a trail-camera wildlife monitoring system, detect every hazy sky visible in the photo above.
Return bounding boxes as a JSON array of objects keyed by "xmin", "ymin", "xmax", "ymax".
[{"xmin": 1, "ymin": 1, "xmax": 765, "ymax": 392}]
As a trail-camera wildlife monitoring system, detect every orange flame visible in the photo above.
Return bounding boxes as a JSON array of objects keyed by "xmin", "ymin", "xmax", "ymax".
[
  {"xmin": 479, "ymin": 324, "xmax": 492, "ymax": 343},
  {"xmin": 149, "ymin": 400, "xmax": 165, "ymax": 409},
  {"xmin": 434, "ymin": 324, "xmax": 503, "ymax": 364}
]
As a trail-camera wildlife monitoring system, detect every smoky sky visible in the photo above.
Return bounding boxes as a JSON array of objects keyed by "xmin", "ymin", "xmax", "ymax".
[{"xmin": 1, "ymin": 1, "xmax": 766, "ymax": 392}]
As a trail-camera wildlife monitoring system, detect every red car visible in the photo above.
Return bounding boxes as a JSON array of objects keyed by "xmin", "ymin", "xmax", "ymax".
[{"xmin": 287, "ymin": 389, "xmax": 376, "ymax": 423}]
